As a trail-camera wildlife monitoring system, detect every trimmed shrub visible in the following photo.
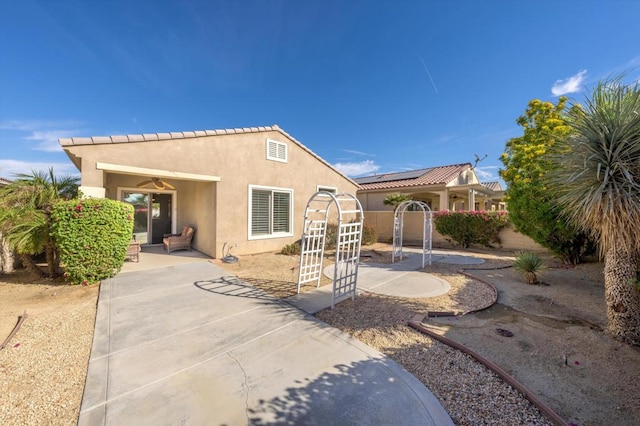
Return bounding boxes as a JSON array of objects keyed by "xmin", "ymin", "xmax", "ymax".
[
  {"xmin": 52, "ymin": 198, "xmax": 134, "ymax": 285},
  {"xmin": 434, "ymin": 211, "xmax": 509, "ymax": 248}
]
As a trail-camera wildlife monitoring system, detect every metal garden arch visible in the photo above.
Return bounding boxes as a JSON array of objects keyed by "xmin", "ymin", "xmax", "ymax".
[
  {"xmin": 297, "ymin": 191, "xmax": 364, "ymax": 309},
  {"xmin": 392, "ymin": 200, "xmax": 433, "ymax": 268}
]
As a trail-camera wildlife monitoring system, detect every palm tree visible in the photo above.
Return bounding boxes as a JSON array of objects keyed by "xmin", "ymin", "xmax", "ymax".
[
  {"xmin": 383, "ymin": 193, "xmax": 412, "ymax": 211},
  {"xmin": 550, "ymin": 78, "xmax": 640, "ymax": 345},
  {"xmin": 0, "ymin": 168, "xmax": 79, "ymax": 277}
]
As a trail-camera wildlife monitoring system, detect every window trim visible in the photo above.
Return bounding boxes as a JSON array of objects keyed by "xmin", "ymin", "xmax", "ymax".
[
  {"xmin": 248, "ymin": 184, "xmax": 294, "ymax": 240},
  {"xmin": 266, "ymin": 139, "xmax": 288, "ymax": 163}
]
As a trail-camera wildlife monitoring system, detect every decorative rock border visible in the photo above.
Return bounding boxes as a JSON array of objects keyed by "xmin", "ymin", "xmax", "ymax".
[{"xmin": 410, "ymin": 267, "xmax": 568, "ymax": 426}]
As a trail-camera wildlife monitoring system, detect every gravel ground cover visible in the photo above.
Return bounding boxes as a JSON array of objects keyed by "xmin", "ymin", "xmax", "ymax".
[
  {"xmin": 316, "ymin": 294, "xmax": 552, "ymax": 426},
  {"xmin": 0, "ymin": 276, "xmax": 98, "ymax": 425}
]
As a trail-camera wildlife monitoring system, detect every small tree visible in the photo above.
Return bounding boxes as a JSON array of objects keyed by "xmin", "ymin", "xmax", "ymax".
[
  {"xmin": 0, "ymin": 169, "xmax": 78, "ymax": 277},
  {"xmin": 500, "ymin": 98, "xmax": 595, "ymax": 264}
]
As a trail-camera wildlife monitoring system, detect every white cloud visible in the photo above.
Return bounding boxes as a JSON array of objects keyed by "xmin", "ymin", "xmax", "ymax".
[
  {"xmin": 24, "ymin": 130, "xmax": 80, "ymax": 152},
  {"xmin": 551, "ymin": 70, "xmax": 587, "ymax": 96},
  {"xmin": 342, "ymin": 149, "xmax": 376, "ymax": 157},
  {"xmin": 0, "ymin": 119, "xmax": 82, "ymax": 131},
  {"xmin": 0, "ymin": 119, "xmax": 84, "ymax": 152},
  {"xmin": 474, "ymin": 165, "xmax": 500, "ymax": 181},
  {"xmin": 333, "ymin": 160, "xmax": 380, "ymax": 177},
  {"xmin": 0, "ymin": 159, "xmax": 78, "ymax": 179}
]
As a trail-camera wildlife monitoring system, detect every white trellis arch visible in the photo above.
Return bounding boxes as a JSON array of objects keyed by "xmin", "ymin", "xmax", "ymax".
[
  {"xmin": 392, "ymin": 200, "xmax": 433, "ymax": 268},
  {"xmin": 297, "ymin": 191, "xmax": 364, "ymax": 309}
]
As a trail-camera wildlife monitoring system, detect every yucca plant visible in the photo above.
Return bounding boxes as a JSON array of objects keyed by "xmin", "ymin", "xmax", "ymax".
[
  {"xmin": 513, "ymin": 251, "xmax": 544, "ymax": 285},
  {"xmin": 549, "ymin": 77, "xmax": 640, "ymax": 345}
]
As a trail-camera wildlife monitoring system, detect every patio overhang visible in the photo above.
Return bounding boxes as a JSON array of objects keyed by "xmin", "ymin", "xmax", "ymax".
[{"xmin": 96, "ymin": 162, "xmax": 221, "ymax": 182}]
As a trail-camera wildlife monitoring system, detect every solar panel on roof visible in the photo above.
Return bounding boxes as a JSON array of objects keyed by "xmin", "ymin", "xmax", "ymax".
[{"xmin": 354, "ymin": 168, "xmax": 432, "ymax": 184}]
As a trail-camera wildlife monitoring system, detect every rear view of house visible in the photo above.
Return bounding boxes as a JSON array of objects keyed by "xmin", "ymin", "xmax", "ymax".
[{"xmin": 59, "ymin": 125, "xmax": 358, "ymax": 258}]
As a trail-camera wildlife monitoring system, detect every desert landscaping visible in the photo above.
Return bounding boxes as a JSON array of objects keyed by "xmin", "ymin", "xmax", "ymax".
[{"xmin": 2, "ymin": 243, "xmax": 640, "ymax": 425}]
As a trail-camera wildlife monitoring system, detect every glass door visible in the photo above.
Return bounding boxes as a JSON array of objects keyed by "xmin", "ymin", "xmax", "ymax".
[{"xmin": 123, "ymin": 192, "xmax": 150, "ymax": 244}]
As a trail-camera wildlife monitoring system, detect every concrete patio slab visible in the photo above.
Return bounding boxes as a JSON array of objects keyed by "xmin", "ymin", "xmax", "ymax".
[{"xmin": 80, "ymin": 261, "xmax": 453, "ymax": 425}]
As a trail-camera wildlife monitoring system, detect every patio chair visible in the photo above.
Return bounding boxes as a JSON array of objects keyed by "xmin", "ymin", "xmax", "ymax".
[{"xmin": 163, "ymin": 226, "xmax": 195, "ymax": 254}]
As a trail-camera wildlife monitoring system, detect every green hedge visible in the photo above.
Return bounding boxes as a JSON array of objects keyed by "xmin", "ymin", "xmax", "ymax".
[
  {"xmin": 434, "ymin": 211, "xmax": 509, "ymax": 248},
  {"xmin": 52, "ymin": 198, "xmax": 134, "ymax": 285}
]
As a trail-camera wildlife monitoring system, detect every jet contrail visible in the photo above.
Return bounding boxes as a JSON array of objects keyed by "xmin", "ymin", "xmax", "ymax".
[{"xmin": 420, "ymin": 56, "xmax": 439, "ymax": 95}]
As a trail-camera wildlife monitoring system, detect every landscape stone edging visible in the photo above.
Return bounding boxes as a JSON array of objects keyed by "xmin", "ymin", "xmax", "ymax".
[
  {"xmin": 409, "ymin": 267, "xmax": 570, "ymax": 426},
  {"xmin": 426, "ymin": 269, "xmax": 499, "ymax": 317}
]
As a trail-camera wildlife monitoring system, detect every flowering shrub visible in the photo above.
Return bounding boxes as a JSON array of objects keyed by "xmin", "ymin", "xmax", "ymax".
[
  {"xmin": 51, "ymin": 198, "xmax": 134, "ymax": 285},
  {"xmin": 434, "ymin": 211, "xmax": 509, "ymax": 248}
]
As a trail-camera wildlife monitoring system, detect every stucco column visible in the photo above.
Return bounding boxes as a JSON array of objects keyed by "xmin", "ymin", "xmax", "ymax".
[
  {"xmin": 79, "ymin": 163, "xmax": 106, "ymax": 198},
  {"xmin": 468, "ymin": 189, "xmax": 475, "ymax": 211},
  {"xmin": 438, "ymin": 189, "xmax": 449, "ymax": 211}
]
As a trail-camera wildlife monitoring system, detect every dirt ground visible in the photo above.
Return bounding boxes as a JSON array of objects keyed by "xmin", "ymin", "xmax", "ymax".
[{"xmin": 214, "ymin": 243, "xmax": 640, "ymax": 426}]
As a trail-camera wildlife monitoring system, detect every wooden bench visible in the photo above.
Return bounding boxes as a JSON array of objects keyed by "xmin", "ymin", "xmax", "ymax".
[{"xmin": 125, "ymin": 240, "xmax": 141, "ymax": 262}]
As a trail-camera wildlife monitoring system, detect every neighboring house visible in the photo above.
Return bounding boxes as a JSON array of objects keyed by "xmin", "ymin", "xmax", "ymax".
[
  {"xmin": 355, "ymin": 163, "xmax": 505, "ymax": 212},
  {"xmin": 59, "ymin": 125, "xmax": 359, "ymax": 258}
]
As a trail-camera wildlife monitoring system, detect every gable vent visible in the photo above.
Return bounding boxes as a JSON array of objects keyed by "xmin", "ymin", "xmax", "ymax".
[{"xmin": 266, "ymin": 139, "xmax": 287, "ymax": 163}]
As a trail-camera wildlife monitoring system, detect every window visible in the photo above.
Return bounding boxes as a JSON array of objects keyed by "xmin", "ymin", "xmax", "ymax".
[
  {"xmin": 266, "ymin": 139, "xmax": 287, "ymax": 163},
  {"xmin": 249, "ymin": 185, "xmax": 293, "ymax": 238}
]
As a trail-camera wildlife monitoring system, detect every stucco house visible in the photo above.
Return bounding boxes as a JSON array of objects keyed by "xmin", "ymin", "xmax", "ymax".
[
  {"xmin": 59, "ymin": 125, "xmax": 359, "ymax": 258},
  {"xmin": 354, "ymin": 163, "xmax": 505, "ymax": 212}
]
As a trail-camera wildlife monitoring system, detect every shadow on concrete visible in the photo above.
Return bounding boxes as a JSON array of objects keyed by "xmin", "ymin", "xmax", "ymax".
[
  {"xmin": 240, "ymin": 277, "xmax": 299, "ymax": 299},
  {"xmin": 248, "ymin": 356, "xmax": 444, "ymax": 425},
  {"xmin": 194, "ymin": 276, "xmax": 275, "ymax": 300}
]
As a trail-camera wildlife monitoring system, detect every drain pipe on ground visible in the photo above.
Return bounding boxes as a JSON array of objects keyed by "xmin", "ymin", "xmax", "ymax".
[{"xmin": 1, "ymin": 310, "xmax": 28, "ymax": 351}]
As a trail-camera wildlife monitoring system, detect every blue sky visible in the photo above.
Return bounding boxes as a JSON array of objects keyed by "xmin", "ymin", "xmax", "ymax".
[{"xmin": 1, "ymin": 1, "xmax": 639, "ymax": 183}]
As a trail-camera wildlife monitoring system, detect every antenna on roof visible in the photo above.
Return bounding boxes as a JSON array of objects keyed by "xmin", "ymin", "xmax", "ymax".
[{"xmin": 471, "ymin": 153, "xmax": 487, "ymax": 170}]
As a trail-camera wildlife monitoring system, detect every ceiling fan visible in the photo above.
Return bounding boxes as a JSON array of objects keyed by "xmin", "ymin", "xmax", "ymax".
[{"xmin": 136, "ymin": 177, "xmax": 175, "ymax": 190}]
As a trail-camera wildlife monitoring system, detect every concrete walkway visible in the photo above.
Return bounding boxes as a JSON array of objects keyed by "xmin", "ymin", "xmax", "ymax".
[
  {"xmin": 286, "ymin": 249, "xmax": 484, "ymax": 314},
  {"xmin": 80, "ymin": 260, "xmax": 454, "ymax": 425}
]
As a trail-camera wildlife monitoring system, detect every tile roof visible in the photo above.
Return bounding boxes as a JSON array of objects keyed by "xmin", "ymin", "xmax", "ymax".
[
  {"xmin": 58, "ymin": 125, "xmax": 358, "ymax": 187},
  {"xmin": 58, "ymin": 125, "xmax": 283, "ymax": 146},
  {"xmin": 354, "ymin": 163, "xmax": 471, "ymax": 190},
  {"xmin": 481, "ymin": 181, "xmax": 503, "ymax": 192}
]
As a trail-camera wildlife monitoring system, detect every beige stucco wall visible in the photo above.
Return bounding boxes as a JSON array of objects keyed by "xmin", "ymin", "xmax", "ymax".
[
  {"xmin": 364, "ymin": 211, "xmax": 546, "ymax": 251},
  {"xmin": 63, "ymin": 130, "xmax": 358, "ymax": 258}
]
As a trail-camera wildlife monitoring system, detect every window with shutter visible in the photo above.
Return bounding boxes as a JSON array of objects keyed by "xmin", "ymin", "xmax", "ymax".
[
  {"xmin": 249, "ymin": 185, "xmax": 293, "ymax": 239},
  {"xmin": 251, "ymin": 190, "xmax": 271, "ymax": 235},
  {"xmin": 266, "ymin": 139, "xmax": 287, "ymax": 163}
]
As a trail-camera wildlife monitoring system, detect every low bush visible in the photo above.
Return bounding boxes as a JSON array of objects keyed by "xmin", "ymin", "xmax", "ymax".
[
  {"xmin": 361, "ymin": 225, "xmax": 377, "ymax": 245},
  {"xmin": 52, "ymin": 198, "xmax": 134, "ymax": 285},
  {"xmin": 280, "ymin": 241, "xmax": 301, "ymax": 255},
  {"xmin": 434, "ymin": 211, "xmax": 509, "ymax": 248}
]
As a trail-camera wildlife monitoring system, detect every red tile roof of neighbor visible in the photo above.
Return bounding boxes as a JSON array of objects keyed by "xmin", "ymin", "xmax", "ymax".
[{"xmin": 354, "ymin": 163, "xmax": 472, "ymax": 190}]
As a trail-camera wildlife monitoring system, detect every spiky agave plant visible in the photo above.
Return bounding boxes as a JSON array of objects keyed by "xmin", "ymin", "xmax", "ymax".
[{"xmin": 513, "ymin": 251, "xmax": 544, "ymax": 285}]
